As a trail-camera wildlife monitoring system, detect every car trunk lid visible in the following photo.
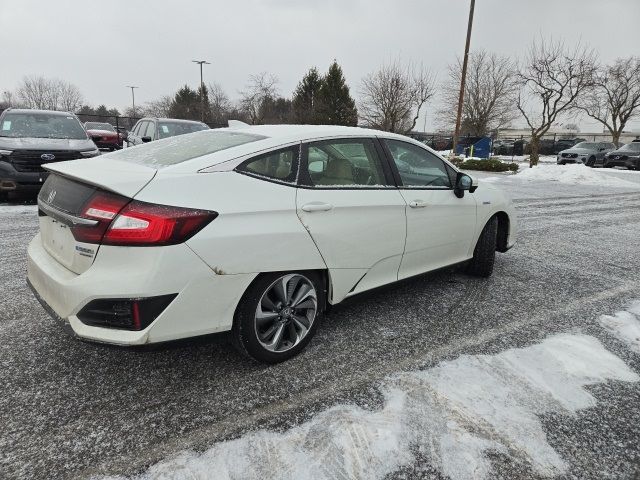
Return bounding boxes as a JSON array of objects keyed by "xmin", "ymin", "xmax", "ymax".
[{"xmin": 37, "ymin": 159, "xmax": 157, "ymax": 274}]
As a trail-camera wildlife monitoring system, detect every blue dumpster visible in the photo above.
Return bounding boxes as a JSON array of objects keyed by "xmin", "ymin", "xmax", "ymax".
[{"xmin": 455, "ymin": 136, "xmax": 492, "ymax": 159}]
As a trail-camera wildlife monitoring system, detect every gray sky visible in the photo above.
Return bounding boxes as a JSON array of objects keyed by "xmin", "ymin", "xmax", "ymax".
[{"xmin": 2, "ymin": 0, "xmax": 639, "ymax": 132}]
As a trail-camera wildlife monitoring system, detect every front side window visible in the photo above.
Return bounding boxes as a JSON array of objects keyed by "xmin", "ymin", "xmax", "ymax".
[
  {"xmin": 145, "ymin": 121, "xmax": 156, "ymax": 139},
  {"xmin": 0, "ymin": 112, "xmax": 87, "ymax": 140},
  {"xmin": 305, "ymin": 138, "xmax": 387, "ymax": 187},
  {"xmin": 384, "ymin": 139, "xmax": 452, "ymax": 188},
  {"xmin": 237, "ymin": 146, "xmax": 299, "ymax": 183}
]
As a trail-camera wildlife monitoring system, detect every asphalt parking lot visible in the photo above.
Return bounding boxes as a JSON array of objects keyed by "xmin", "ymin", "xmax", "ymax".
[{"xmin": 1, "ymin": 169, "xmax": 640, "ymax": 479}]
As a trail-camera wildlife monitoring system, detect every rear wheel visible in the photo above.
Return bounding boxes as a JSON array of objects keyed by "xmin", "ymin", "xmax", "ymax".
[
  {"xmin": 466, "ymin": 217, "xmax": 497, "ymax": 278},
  {"xmin": 232, "ymin": 272, "xmax": 323, "ymax": 363}
]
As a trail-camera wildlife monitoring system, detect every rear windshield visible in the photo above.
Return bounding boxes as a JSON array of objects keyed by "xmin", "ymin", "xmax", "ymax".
[
  {"xmin": 158, "ymin": 121, "xmax": 208, "ymax": 139},
  {"xmin": 85, "ymin": 122, "xmax": 115, "ymax": 132},
  {"xmin": 0, "ymin": 112, "xmax": 87, "ymax": 140},
  {"xmin": 106, "ymin": 130, "xmax": 267, "ymax": 167}
]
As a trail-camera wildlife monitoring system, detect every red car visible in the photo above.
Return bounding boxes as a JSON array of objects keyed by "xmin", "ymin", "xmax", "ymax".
[{"xmin": 84, "ymin": 122, "xmax": 122, "ymax": 150}]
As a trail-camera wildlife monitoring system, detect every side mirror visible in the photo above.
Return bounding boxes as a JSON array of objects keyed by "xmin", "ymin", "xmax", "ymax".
[
  {"xmin": 454, "ymin": 173, "xmax": 474, "ymax": 198},
  {"xmin": 141, "ymin": 136, "xmax": 152, "ymax": 143}
]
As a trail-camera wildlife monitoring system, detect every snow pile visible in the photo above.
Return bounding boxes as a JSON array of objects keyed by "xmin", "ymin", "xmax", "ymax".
[
  {"xmin": 598, "ymin": 300, "xmax": 640, "ymax": 353},
  {"xmin": 103, "ymin": 334, "xmax": 638, "ymax": 480},
  {"xmin": 516, "ymin": 163, "xmax": 636, "ymax": 187}
]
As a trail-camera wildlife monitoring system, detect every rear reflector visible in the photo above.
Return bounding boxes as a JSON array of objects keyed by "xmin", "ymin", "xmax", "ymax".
[
  {"xmin": 69, "ymin": 190, "xmax": 217, "ymax": 246},
  {"xmin": 76, "ymin": 294, "xmax": 177, "ymax": 330}
]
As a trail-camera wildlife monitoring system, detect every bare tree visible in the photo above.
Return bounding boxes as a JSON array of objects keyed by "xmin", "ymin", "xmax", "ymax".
[
  {"xmin": 17, "ymin": 75, "xmax": 51, "ymax": 109},
  {"xmin": 239, "ymin": 73, "xmax": 279, "ymax": 124},
  {"xmin": 577, "ymin": 57, "xmax": 640, "ymax": 147},
  {"xmin": 207, "ymin": 82, "xmax": 232, "ymax": 125},
  {"xmin": 516, "ymin": 39, "xmax": 597, "ymax": 166},
  {"xmin": 143, "ymin": 95, "xmax": 173, "ymax": 117},
  {"xmin": 57, "ymin": 80, "xmax": 84, "ymax": 112},
  {"xmin": 359, "ymin": 60, "xmax": 435, "ymax": 133},
  {"xmin": 437, "ymin": 50, "xmax": 518, "ymax": 136},
  {"xmin": 17, "ymin": 75, "xmax": 84, "ymax": 112}
]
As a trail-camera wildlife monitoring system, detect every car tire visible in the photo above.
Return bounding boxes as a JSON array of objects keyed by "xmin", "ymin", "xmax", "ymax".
[
  {"xmin": 558, "ymin": 161, "xmax": 565, "ymax": 165},
  {"xmin": 232, "ymin": 271, "xmax": 324, "ymax": 364},
  {"xmin": 466, "ymin": 216, "xmax": 497, "ymax": 278},
  {"xmin": 587, "ymin": 156, "xmax": 596, "ymax": 167}
]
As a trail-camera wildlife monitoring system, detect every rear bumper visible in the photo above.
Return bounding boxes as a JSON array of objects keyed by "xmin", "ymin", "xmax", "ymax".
[{"xmin": 27, "ymin": 233, "xmax": 257, "ymax": 345}]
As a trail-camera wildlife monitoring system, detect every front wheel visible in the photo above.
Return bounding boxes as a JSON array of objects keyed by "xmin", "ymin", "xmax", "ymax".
[
  {"xmin": 232, "ymin": 271, "xmax": 323, "ymax": 363},
  {"xmin": 466, "ymin": 217, "xmax": 497, "ymax": 278},
  {"xmin": 586, "ymin": 156, "xmax": 596, "ymax": 167}
]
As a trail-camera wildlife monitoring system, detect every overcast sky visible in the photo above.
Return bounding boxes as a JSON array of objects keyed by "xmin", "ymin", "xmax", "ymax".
[{"xmin": 2, "ymin": 0, "xmax": 639, "ymax": 132}]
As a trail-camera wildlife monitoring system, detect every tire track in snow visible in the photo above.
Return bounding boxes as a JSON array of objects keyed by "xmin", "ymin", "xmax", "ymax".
[{"xmin": 99, "ymin": 328, "xmax": 639, "ymax": 480}]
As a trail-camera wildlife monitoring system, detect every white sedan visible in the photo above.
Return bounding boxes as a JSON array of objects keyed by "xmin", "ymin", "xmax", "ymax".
[{"xmin": 27, "ymin": 125, "xmax": 517, "ymax": 363}]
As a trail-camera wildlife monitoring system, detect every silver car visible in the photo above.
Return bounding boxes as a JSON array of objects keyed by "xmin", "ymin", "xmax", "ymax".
[{"xmin": 557, "ymin": 142, "xmax": 615, "ymax": 166}]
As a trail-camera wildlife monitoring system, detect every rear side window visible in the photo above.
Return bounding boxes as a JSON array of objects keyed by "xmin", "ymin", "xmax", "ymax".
[
  {"xmin": 304, "ymin": 138, "xmax": 387, "ymax": 187},
  {"xmin": 106, "ymin": 130, "xmax": 266, "ymax": 168},
  {"xmin": 237, "ymin": 146, "xmax": 299, "ymax": 183}
]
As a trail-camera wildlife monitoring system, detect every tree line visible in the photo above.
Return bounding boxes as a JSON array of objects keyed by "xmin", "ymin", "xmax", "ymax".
[{"xmin": 2, "ymin": 42, "xmax": 639, "ymax": 167}]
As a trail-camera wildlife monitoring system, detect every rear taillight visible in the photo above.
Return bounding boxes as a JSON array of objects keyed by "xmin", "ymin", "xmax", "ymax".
[
  {"xmin": 70, "ymin": 190, "xmax": 217, "ymax": 246},
  {"xmin": 102, "ymin": 201, "xmax": 217, "ymax": 246},
  {"xmin": 71, "ymin": 192, "xmax": 130, "ymax": 243}
]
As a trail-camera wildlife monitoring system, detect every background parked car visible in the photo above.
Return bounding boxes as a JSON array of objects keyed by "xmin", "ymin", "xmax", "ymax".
[
  {"xmin": 84, "ymin": 122, "xmax": 122, "ymax": 151},
  {"xmin": 602, "ymin": 140, "xmax": 640, "ymax": 169},
  {"xmin": 557, "ymin": 141, "xmax": 615, "ymax": 165},
  {"xmin": 126, "ymin": 118, "xmax": 209, "ymax": 147},
  {"xmin": 0, "ymin": 109, "xmax": 99, "ymax": 198}
]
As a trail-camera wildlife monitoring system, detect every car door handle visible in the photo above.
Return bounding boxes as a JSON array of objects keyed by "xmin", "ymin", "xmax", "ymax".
[
  {"xmin": 408, "ymin": 200, "xmax": 428, "ymax": 208},
  {"xmin": 301, "ymin": 202, "xmax": 334, "ymax": 212}
]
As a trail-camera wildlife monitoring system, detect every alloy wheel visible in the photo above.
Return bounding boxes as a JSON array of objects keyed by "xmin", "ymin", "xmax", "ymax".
[{"xmin": 254, "ymin": 274, "xmax": 318, "ymax": 353}]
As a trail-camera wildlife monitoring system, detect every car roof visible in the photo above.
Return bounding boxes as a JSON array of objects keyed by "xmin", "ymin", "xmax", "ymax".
[
  {"xmin": 152, "ymin": 124, "xmax": 434, "ymax": 174},
  {"xmin": 139, "ymin": 117, "xmax": 207, "ymax": 125},
  {"xmin": 221, "ymin": 124, "xmax": 409, "ymax": 141},
  {"xmin": 2, "ymin": 108, "xmax": 74, "ymax": 116}
]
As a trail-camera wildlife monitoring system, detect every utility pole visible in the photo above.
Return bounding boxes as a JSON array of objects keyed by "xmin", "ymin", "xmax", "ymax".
[
  {"xmin": 451, "ymin": 0, "xmax": 476, "ymax": 158},
  {"xmin": 192, "ymin": 60, "xmax": 211, "ymax": 122},
  {"xmin": 125, "ymin": 85, "xmax": 138, "ymax": 118}
]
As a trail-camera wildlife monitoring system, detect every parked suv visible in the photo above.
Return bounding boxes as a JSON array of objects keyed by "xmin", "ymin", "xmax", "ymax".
[
  {"xmin": 0, "ymin": 109, "xmax": 99, "ymax": 198},
  {"xmin": 125, "ymin": 117, "xmax": 209, "ymax": 147},
  {"xmin": 556, "ymin": 141, "xmax": 615, "ymax": 165},
  {"xmin": 602, "ymin": 140, "xmax": 640, "ymax": 169}
]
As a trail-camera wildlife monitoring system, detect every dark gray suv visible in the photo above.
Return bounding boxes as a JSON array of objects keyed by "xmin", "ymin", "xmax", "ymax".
[{"xmin": 0, "ymin": 109, "xmax": 99, "ymax": 198}]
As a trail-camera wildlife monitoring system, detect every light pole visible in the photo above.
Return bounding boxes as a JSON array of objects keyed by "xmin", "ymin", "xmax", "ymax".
[
  {"xmin": 125, "ymin": 85, "xmax": 139, "ymax": 118},
  {"xmin": 451, "ymin": 0, "xmax": 476, "ymax": 158},
  {"xmin": 192, "ymin": 60, "xmax": 210, "ymax": 122}
]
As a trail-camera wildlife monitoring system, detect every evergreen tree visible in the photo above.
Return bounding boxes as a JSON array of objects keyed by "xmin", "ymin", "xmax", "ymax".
[
  {"xmin": 292, "ymin": 67, "xmax": 323, "ymax": 124},
  {"xmin": 168, "ymin": 85, "xmax": 200, "ymax": 120},
  {"xmin": 317, "ymin": 61, "xmax": 358, "ymax": 126},
  {"xmin": 196, "ymin": 84, "xmax": 212, "ymax": 123}
]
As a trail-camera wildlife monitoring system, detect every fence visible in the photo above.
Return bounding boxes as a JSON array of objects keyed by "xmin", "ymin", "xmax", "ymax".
[{"xmin": 410, "ymin": 130, "xmax": 640, "ymax": 157}]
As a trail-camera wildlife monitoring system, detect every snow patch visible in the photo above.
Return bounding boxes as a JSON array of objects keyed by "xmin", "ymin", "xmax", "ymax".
[
  {"xmin": 101, "ymin": 334, "xmax": 638, "ymax": 480},
  {"xmin": 515, "ymin": 163, "xmax": 636, "ymax": 187},
  {"xmin": 0, "ymin": 204, "xmax": 37, "ymax": 215},
  {"xmin": 598, "ymin": 300, "xmax": 640, "ymax": 353}
]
